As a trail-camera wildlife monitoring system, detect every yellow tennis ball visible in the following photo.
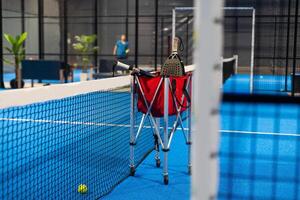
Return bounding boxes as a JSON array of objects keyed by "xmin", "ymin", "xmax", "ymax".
[{"xmin": 78, "ymin": 184, "xmax": 88, "ymax": 194}]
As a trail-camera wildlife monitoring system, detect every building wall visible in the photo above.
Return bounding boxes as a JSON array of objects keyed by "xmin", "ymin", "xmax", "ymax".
[
  {"xmin": 2, "ymin": 0, "xmax": 298, "ymax": 70},
  {"xmin": 2, "ymin": 0, "xmax": 60, "ymax": 71}
]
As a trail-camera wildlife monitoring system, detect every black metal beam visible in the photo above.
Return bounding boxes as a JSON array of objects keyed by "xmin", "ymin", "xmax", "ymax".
[
  {"xmin": 21, "ymin": 0, "xmax": 25, "ymax": 34},
  {"xmin": 223, "ymin": 93, "xmax": 300, "ymax": 104},
  {"xmin": 292, "ymin": 0, "xmax": 299, "ymax": 96},
  {"xmin": 38, "ymin": 0, "xmax": 44, "ymax": 59},
  {"xmin": 125, "ymin": 0, "xmax": 129, "ymax": 39},
  {"xmin": 63, "ymin": 0, "xmax": 68, "ymax": 65},
  {"xmin": 160, "ymin": 17, "xmax": 164, "ymax": 66},
  {"xmin": 272, "ymin": 15, "xmax": 277, "ymax": 75},
  {"xmin": 0, "ymin": 0, "xmax": 4, "ymax": 88},
  {"xmin": 285, "ymin": 0, "xmax": 291, "ymax": 91},
  {"xmin": 154, "ymin": 0, "xmax": 158, "ymax": 71},
  {"xmin": 135, "ymin": 0, "xmax": 139, "ymax": 67},
  {"xmin": 185, "ymin": 16, "xmax": 189, "ymax": 64},
  {"xmin": 94, "ymin": 0, "xmax": 98, "ymax": 70}
]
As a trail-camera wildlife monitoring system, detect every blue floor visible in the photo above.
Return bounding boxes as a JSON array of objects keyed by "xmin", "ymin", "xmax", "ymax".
[
  {"xmin": 104, "ymin": 75, "xmax": 299, "ymax": 199},
  {"xmin": 103, "ymin": 125, "xmax": 191, "ymax": 200},
  {"xmin": 223, "ymin": 74, "xmax": 291, "ymax": 95},
  {"xmin": 104, "ymin": 103, "xmax": 300, "ymax": 200}
]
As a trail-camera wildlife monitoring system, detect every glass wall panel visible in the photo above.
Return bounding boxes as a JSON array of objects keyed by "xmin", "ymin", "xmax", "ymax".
[
  {"xmin": 3, "ymin": 0, "xmax": 22, "ymax": 73},
  {"xmin": 44, "ymin": 0, "xmax": 61, "ymax": 60},
  {"xmin": 25, "ymin": 0, "xmax": 39, "ymax": 58}
]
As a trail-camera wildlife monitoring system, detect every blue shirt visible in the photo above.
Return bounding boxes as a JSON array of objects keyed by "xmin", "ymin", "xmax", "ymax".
[{"xmin": 116, "ymin": 40, "xmax": 128, "ymax": 59}]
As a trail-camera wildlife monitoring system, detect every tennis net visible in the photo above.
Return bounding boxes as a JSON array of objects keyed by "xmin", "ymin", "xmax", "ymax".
[
  {"xmin": 0, "ymin": 76, "xmax": 154, "ymax": 199},
  {"xmin": 185, "ymin": 55, "xmax": 238, "ymax": 87},
  {"xmin": 222, "ymin": 55, "xmax": 238, "ymax": 84}
]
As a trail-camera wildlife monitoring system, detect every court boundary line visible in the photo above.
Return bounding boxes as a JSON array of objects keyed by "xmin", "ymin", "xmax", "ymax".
[
  {"xmin": 1, "ymin": 118, "xmax": 299, "ymax": 137},
  {"xmin": 220, "ymin": 130, "xmax": 300, "ymax": 137}
]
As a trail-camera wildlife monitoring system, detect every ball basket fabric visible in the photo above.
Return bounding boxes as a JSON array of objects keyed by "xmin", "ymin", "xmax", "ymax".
[{"xmin": 137, "ymin": 74, "xmax": 191, "ymax": 118}]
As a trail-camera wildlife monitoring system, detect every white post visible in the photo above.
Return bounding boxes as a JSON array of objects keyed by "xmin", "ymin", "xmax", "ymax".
[
  {"xmin": 220, "ymin": 57, "xmax": 224, "ymax": 89},
  {"xmin": 163, "ymin": 77, "xmax": 169, "ymax": 184},
  {"xmin": 129, "ymin": 76, "xmax": 136, "ymax": 175},
  {"xmin": 250, "ymin": 9, "xmax": 256, "ymax": 94},
  {"xmin": 155, "ymin": 117, "xmax": 160, "ymax": 165},
  {"xmin": 234, "ymin": 55, "xmax": 239, "ymax": 74},
  {"xmin": 192, "ymin": 0, "xmax": 223, "ymax": 200},
  {"xmin": 172, "ymin": 8, "xmax": 176, "ymax": 52}
]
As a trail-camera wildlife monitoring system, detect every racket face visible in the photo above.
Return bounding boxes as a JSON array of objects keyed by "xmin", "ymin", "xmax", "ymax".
[{"xmin": 161, "ymin": 53, "xmax": 185, "ymax": 76}]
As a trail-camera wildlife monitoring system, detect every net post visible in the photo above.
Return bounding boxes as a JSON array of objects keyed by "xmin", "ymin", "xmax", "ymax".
[
  {"xmin": 220, "ymin": 56, "xmax": 224, "ymax": 89},
  {"xmin": 192, "ymin": 0, "xmax": 223, "ymax": 199},
  {"xmin": 129, "ymin": 75, "xmax": 136, "ymax": 175},
  {"xmin": 250, "ymin": 8, "xmax": 256, "ymax": 94},
  {"xmin": 163, "ymin": 77, "xmax": 169, "ymax": 184},
  {"xmin": 234, "ymin": 55, "xmax": 238, "ymax": 74}
]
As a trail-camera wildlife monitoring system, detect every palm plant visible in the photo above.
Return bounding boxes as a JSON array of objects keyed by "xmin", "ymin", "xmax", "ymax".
[
  {"xmin": 3, "ymin": 32, "xmax": 27, "ymax": 88},
  {"xmin": 72, "ymin": 34, "xmax": 98, "ymax": 73}
]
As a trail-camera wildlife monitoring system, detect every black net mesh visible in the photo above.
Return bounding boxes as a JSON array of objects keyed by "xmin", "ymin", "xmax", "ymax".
[
  {"xmin": 223, "ymin": 57, "xmax": 237, "ymax": 84},
  {"xmin": 0, "ymin": 84, "xmax": 153, "ymax": 199}
]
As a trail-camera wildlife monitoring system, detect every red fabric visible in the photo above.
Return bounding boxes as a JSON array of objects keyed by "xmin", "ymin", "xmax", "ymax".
[{"xmin": 137, "ymin": 74, "xmax": 191, "ymax": 117}]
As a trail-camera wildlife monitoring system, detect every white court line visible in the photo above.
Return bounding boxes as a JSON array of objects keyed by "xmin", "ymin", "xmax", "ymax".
[
  {"xmin": 0, "ymin": 118, "xmax": 130, "ymax": 128},
  {"xmin": 0, "ymin": 118, "xmax": 156, "ymax": 130},
  {"xmin": 220, "ymin": 130, "xmax": 300, "ymax": 137},
  {"xmin": 1, "ymin": 118, "xmax": 299, "ymax": 137}
]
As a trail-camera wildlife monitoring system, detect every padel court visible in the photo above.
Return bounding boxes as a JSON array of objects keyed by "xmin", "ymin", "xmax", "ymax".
[
  {"xmin": 1, "ymin": 74, "xmax": 299, "ymax": 199},
  {"xmin": 1, "ymin": 0, "xmax": 300, "ymax": 199}
]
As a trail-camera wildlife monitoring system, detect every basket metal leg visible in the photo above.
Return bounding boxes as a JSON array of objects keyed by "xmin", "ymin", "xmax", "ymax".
[
  {"xmin": 154, "ymin": 118, "xmax": 161, "ymax": 168},
  {"xmin": 130, "ymin": 76, "xmax": 136, "ymax": 176},
  {"xmin": 163, "ymin": 78, "xmax": 169, "ymax": 185},
  {"xmin": 154, "ymin": 135, "xmax": 161, "ymax": 168}
]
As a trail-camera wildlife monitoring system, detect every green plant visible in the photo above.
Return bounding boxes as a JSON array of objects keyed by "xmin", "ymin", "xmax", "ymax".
[
  {"xmin": 72, "ymin": 34, "xmax": 98, "ymax": 72},
  {"xmin": 3, "ymin": 32, "xmax": 27, "ymax": 88}
]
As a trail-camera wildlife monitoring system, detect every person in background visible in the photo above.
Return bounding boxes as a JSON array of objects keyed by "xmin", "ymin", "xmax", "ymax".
[
  {"xmin": 113, "ymin": 34, "xmax": 129, "ymax": 60},
  {"xmin": 113, "ymin": 34, "xmax": 130, "ymax": 75}
]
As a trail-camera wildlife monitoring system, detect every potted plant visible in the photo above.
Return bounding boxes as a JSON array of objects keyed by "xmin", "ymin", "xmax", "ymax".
[
  {"xmin": 72, "ymin": 34, "xmax": 98, "ymax": 81},
  {"xmin": 3, "ymin": 32, "xmax": 27, "ymax": 89}
]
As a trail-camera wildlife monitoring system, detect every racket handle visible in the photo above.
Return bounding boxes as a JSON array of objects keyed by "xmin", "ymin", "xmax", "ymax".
[
  {"xmin": 113, "ymin": 61, "xmax": 133, "ymax": 71},
  {"xmin": 134, "ymin": 68, "xmax": 155, "ymax": 77},
  {"xmin": 114, "ymin": 61, "xmax": 155, "ymax": 77}
]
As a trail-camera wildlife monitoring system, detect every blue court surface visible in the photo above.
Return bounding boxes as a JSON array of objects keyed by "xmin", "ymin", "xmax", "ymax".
[
  {"xmin": 105, "ymin": 100, "xmax": 300, "ymax": 199},
  {"xmin": 223, "ymin": 74, "xmax": 291, "ymax": 95},
  {"xmin": 1, "ymin": 74, "xmax": 299, "ymax": 199},
  {"xmin": 106, "ymin": 74, "xmax": 300, "ymax": 199}
]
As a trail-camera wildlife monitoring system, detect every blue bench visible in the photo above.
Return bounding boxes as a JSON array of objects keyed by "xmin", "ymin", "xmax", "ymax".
[{"xmin": 22, "ymin": 60, "xmax": 73, "ymax": 87}]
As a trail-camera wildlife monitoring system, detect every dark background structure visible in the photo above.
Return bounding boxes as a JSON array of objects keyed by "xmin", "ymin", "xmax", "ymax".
[{"xmin": 0, "ymin": 0, "xmax": 299, "ymax": 94}]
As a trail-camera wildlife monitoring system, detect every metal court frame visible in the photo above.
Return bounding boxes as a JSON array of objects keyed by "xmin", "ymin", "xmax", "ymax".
[
  {"xmin": 129, "ymin": 73, "xmax": 192, "ymax": 185},
  {"xmin": 172, "ymin": 6, "xmax": 256, "ymax": 93}
]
